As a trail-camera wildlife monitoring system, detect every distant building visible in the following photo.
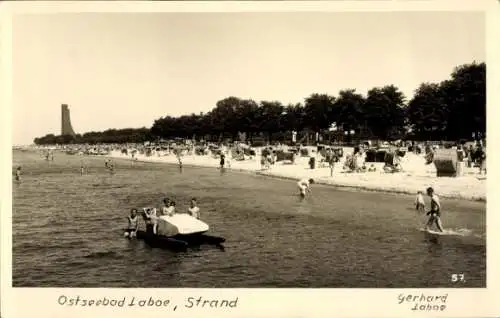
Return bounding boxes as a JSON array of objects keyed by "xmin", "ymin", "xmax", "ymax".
[{"xmin": 61, "ymin": 104, "xmax": 76, "ymax": 136}]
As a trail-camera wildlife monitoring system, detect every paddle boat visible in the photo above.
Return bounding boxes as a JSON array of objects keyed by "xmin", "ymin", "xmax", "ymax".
[{"xmin": 133, "ymin": 208, "xmax": 225, "ymax": 252}]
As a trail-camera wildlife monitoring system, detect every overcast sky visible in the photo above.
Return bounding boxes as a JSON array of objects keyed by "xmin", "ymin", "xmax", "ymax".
[{"xmin": 12, "ymin": 11, "xmax": 484, "ymax": 145}]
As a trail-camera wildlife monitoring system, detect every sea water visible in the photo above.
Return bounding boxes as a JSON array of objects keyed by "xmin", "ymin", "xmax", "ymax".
[{"xmin": 12, "ymin": 150, "xmax": 486, "ymax": 287}]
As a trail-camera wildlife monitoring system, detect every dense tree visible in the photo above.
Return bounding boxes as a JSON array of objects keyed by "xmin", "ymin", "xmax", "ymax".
[
  {"xmin": 334, "ymin": 89, "xmax": 366, "ymax": 134},
  {"xmin": 34, "ymin": 62, "xmax": 486, "ymax": 145},
  {"xmin": 444, "ymin": 62, "xmax": 486, "ymax": 139},
  {"xmin": 34, "ymin": 128, "xmax": 152, "ymax": 145},
  {"xmin": 303, "ymin": 94, "xmax": 336, "ymax": 133},
  {"xmin": 364, "ymin": 85, "xmax": 406, "ymax": 140},
  {"xmin": 406, "ymin": 83, "xmax": 449, "ymax": 140},
  {"xmin": 258, "ymin": 101, "xmax": 285, "ymax": 141}
]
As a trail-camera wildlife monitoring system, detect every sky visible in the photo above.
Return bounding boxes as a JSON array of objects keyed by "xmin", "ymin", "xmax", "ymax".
[{"xmin": 11, "ymin": 11, "xmax": 484, "ymax": 145}]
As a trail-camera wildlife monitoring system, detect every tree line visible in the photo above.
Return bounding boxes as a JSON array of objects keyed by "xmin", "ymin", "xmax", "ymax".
[{"xmin": 34, "ymin": 62, "xmax": 485, "ymax": 146}]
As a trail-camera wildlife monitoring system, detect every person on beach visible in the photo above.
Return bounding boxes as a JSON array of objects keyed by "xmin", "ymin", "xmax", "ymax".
[
  {"xmin": 15, "ymin": 166, "xmax": 21, "ymax": 182},
  {"xmin": 188, "ymin": 198, "xmax": 200, "ymax": 219},
  {"xmin": 124, "ymin": 208, "xmax": 139, "ymax": 238},
  {"xmin": 297, "ymin": 178, "xmax": 314, "ymax": 198},
  {"xmin": 80, "ymin": 164, "xmax": 85, "ymax": 176},
  {"xmin": 425, "ymin": 187, "xmax": 444, "ymax": 232},
  {"xmin": 415, "ymin": 191, "xmax": 425, "ymax": 212}
]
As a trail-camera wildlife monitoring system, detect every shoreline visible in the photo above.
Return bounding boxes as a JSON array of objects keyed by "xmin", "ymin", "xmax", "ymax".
[{"xmin": 105, "ymin": 151, "xmax": 486, "ymax": 203}]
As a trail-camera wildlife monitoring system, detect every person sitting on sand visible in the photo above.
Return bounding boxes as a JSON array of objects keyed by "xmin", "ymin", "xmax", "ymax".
[
  {"xmin": 415, "ymin": 191, "xmax": 425, "ymax": 212},
  {"xmin": 188, "ymin": 198, "xmax": 200, "ymax": 219},
  {"xmin": 297, "ymin": 178, "xmax": 314, "ymax": 198},
  {"xmin": 124, "ymin": 208, "xmax": 139, "ymax": 238},
  {"xmin": 425, "ymin": 187, "xmax": 444, "ymax": 232}
]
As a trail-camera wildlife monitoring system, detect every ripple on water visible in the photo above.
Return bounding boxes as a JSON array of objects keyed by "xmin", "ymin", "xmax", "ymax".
[{"xmin": 12, "ymin": 151, "xmax": 487, "ymax": 287}]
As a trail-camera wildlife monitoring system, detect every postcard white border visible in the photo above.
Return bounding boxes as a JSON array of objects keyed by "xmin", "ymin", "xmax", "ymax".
[{"xmin": 1, "ymin": 1, "xmax": 499, "ymax": 317}]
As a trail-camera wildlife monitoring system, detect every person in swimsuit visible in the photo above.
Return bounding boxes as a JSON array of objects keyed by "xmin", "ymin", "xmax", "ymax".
[
  {"xmin": 143, "ymin": 207, "xmax": 158, "ymax": 234},
  {"xmin": 124, "ymin": 208, "xmax": 139, "ymax": 238},
  {"xmin": 415, "ymin": 191, "xmax": 425, "ymax": 212},
  {"xmin": 297, "ymin": 178, "xmax": 314, "ymax": 197},
  {"xmin": 15, "ymin": 166, "xmax": 21, "ymax": 182},
  {"xmin": 165, "ymin": 200, "xmax": 176, "ymax": 216},
  {"xmin": 425, "ymin": 187, "xmax": 444, "ymax": 232},
  {"xmin": 220, "ymin": 153, "xmax": 226, "ymax": 169},
  {"xmin": 161, "ymin": 198, "xmax": 170, "ymax": 215},
  {"xmin": 188, "ymin": 198, "xmax": 200, "ymax": 219}
]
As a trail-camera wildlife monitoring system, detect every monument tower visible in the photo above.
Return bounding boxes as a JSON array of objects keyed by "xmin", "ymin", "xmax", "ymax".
[{"xmin": 61, "ymin": 104, "xmax": 76, "ymax": 136}]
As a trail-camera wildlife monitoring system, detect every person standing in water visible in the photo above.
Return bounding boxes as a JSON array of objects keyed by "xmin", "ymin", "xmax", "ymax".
[
  {"xmin": 297, "ymin": 178, "xmax": 314, "ymax": 198},
  {"xmin": 425, "ymin": 187, "xmax": 444, "ymax": 232},
  {"xmin": 220, "ymin": 153, "xmax": 226, "ymax": 169},
  {"xmin": 144, "ymin": 207, "xmax": 158, "ymax": 234},
  {"xmin": 15, "ymin": 166, "xmax": 21, "ymax": 182},
  {"xmin": 188, "ymin": 198, "xmax": 200, "ymax": 219},
  {"xmin": 415, "ymin": 191, "xmax": 425, "ymax": 212},
  {"xmin": 124, "ymin": 208, "xmax": 139, "ymax": 238}
]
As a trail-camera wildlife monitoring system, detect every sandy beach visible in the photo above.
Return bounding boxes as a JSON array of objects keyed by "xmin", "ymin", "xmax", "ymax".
[{"xmin": 107, "ymin": 148, "xmax": 486, "ymax": 202}]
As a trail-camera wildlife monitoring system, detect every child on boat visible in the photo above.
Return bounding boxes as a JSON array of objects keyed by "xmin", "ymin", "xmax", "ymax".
[
  {"xmin": 161, "ymin": 198, "xmax": 170, "ymax": 215},
  {"xmin": 165, "ymin": 200, "xmax": 176, "ymax": 216},
  {"xmin": 188, "ymin": 198, "xmax": 200, "ymax": 219},
  {"xmin": 124, "ymin": 208, "xmax": 139, "ymax": 238},
  {"xmin": 425, "ymin": 187, "xmax": 444, "ymax": 232}
]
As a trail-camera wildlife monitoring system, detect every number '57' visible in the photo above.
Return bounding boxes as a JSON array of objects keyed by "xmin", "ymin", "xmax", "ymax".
[{"xmin": 451, "ymin": 274, "xmax": 465, "ymax": 282}]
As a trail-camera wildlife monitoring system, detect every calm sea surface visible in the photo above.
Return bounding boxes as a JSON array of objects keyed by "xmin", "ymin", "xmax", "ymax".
[{"xmin": 12, "ymin": 150, "xmax": 486, "ymax": 287}]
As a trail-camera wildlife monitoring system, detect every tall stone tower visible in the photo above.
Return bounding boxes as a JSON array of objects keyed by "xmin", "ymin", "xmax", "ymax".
[{"xmin": 61, "ymin": 104, "xmax": 76, "ymax": 136}]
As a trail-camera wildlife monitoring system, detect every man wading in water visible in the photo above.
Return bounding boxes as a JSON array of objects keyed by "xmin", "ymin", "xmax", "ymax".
[
  {"xmin": 297, "ymin": 178, "xmax": 314, "ymax": 198},
  {"xmin": 425, "ymin": 187, "xmax": 444, "ymax": 232}
]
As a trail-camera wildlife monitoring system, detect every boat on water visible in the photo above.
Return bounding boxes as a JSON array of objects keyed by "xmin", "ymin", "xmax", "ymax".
[{"xmin": 130, "ymin": 208, "xmax": 225, "ymax": 252}]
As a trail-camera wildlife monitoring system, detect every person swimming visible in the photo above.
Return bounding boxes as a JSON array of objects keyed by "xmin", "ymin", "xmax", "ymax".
[
  {"xmin": 124, "ymin": 208, "xmax": 139, "ymax": 238},
  {"xmin": 425, "ymin": 187, "xmax": 444, "ymax": 232},
  {"xmin": 188, "ymin": 198, "xmax": 200, "ymax": 219},
  {"xmin": 15, "ymin": 166, "xmax": 21, "ymax": 182},
  {"xmin": 297, "ymin": 178, "xmax": 314, "ymax": 197},
  {"xmin": 415, "ymin": 190, "xmax": 425, "ymax": 212}
]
